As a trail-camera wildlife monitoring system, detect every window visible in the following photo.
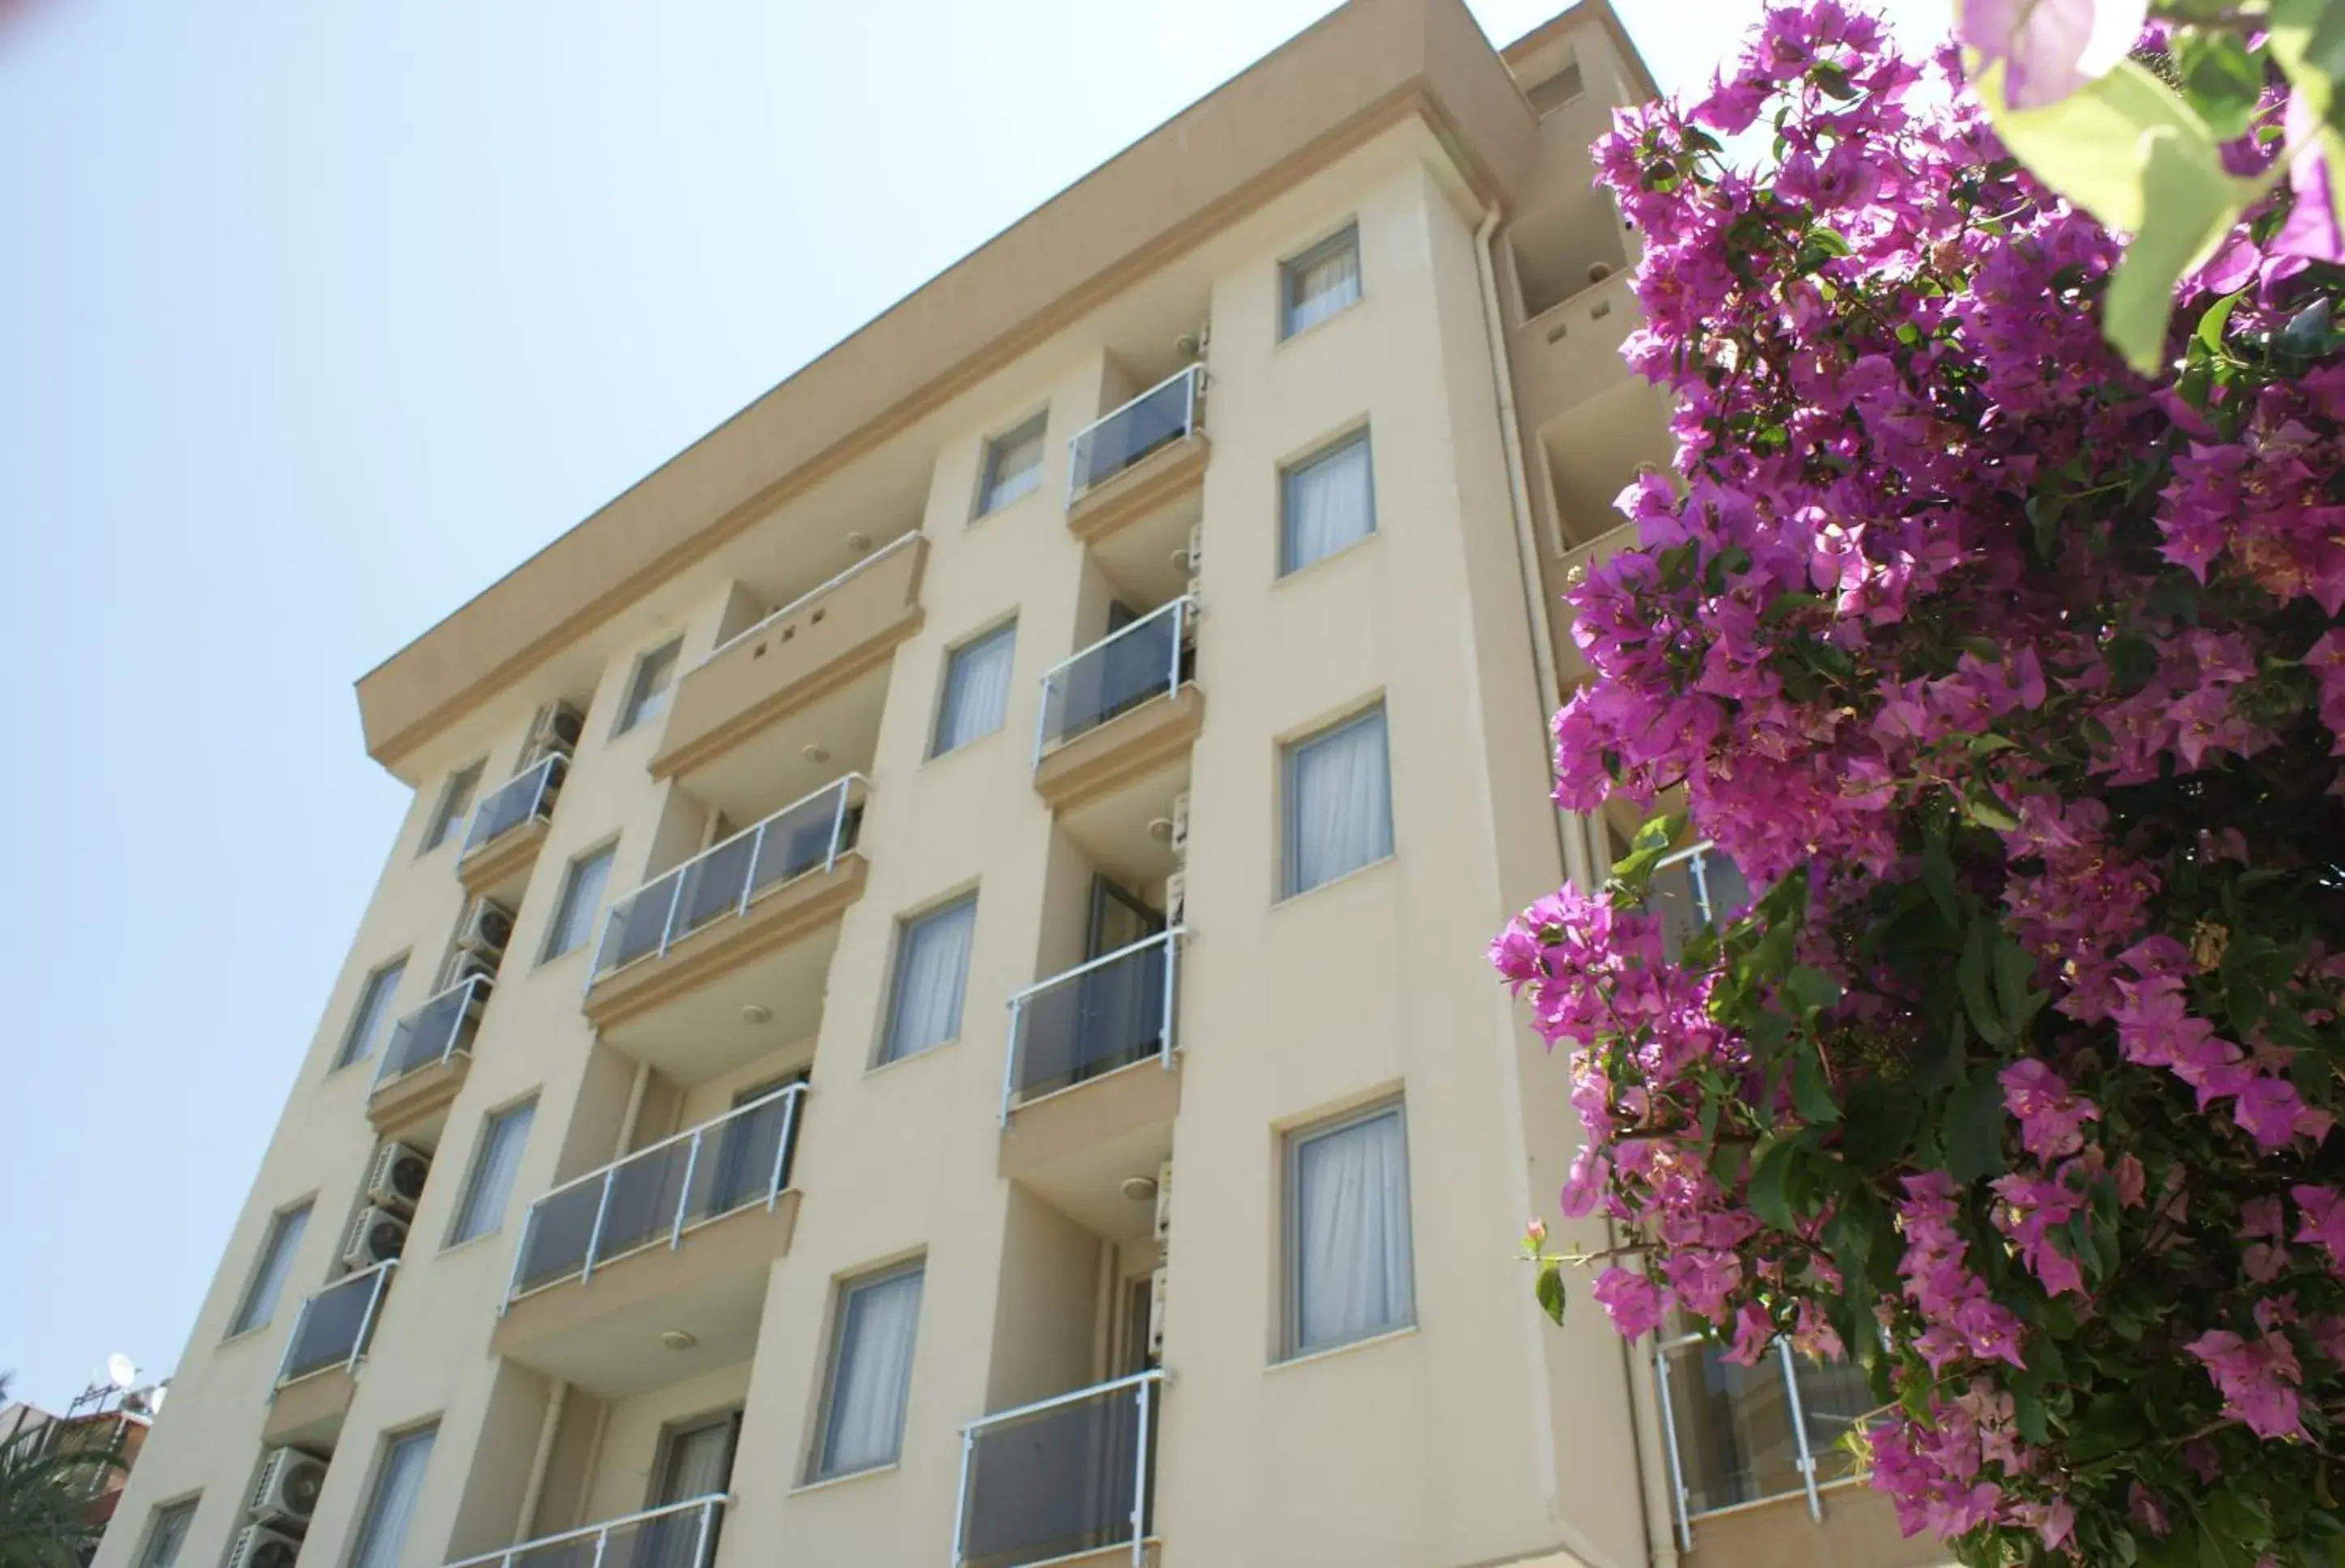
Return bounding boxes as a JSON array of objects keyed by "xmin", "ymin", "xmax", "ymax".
[
  {"xmin": 543, "ymin": 844, "xmax": 616, "ymax": 962},
  {"xmin": 447, "ymin": 1099, "xmax": 536, "ymax": 1246},
  {"xmin": 1280, "ymin": 428, "xmax": 1375, "ymax": 575},
  {"xmin": 138, "ymin": 1500, "xmax": 197, "ymax": 1568},
  {"xmin": 616, "ymin": 639, "xmax": 683, "ymax": 735},
  {"xmin": 1281, "ymin": 224, "xmax": 1362, "ymax": 338},
  {"xmin": 335, "ymin": 959, "xmax": 407, "ymax": 1071},
  {"xmin": 347, "ymin": 1424, "xmax": 437, "ymax": 1568},
  {"xmin": 931, "ymin": 623, "xmax": 1016, "ymax": 756},
  {"xmin": 1660, "ymin": 1332, "xmax": 1871, "ymax": 1514},
  {"xmin": 880, "ymin": 897, "xmax": 977, "ymax": 1063},
  {"xmin": 1283, "ymin": 705, "xmax": 1394, "ymax": 896},
  {"xmin": 812, "ymin": 1264, "xmax": 924, "ymax": 1479},
  {"xmin": 420, "ymin": 762, "xmax": 484, "ymax": 854},
  {"xmin": 976, "ymin": 414, "xmax": 1047, "ymax": 516},
  {"xmin": 1286, "ymin": 1101, "xmax": 1413, "ymax": 1356},
  {"xmin": 228, "ymin": 1202, "xmax": 311, "ymax": 1337}
]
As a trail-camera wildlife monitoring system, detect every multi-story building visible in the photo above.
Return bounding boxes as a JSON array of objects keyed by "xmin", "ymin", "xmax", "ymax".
[{"xmin": 89, "ymin": 4, "xmax": 1949, "ymax": 1568}]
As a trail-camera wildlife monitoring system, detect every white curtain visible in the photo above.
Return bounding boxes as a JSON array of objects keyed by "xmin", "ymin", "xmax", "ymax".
[
  {"xmin": 233, "ymin": 1204, "xmax": 310, "ymax": 1334},
  {"xmin": 548, "ymin": 847, "xmax": 615, "ymax": 959},
  {"xmin": 349, "ymin": 1426, "xmax": 437, "ymax": 1568},
  {"xmin": 821, "ymin": 1268, "xmax": 924, "ymax": 1476},
  {"xmin": 1281, "ymin": 434, "xmax": 1374, "ymax": 573},
  {"xmin": 1286, "ymin": 236, "xmax": 1361, "ymax": 335},
  {"xmin": 983, "ymin": 421, "xmax": 1045, "ymax": 513},
  {"xmin": 1289, "ymin": 708, "xmax": 1392, "ymax": 894},
  {"xmin": 885, "ymin": 898, "xmax": 976, "ymax": 1062},
  {"xmin": 936, "ymin": 625, "xmax": 1017, "ymax": 754},
  {"xmin": 1295, "ymin": 1109, "xmax": 1413, "ymax": 1352},
  {"xmin": 451, "ymin": 1101, "xmax": 535, "ymax": 1243}
]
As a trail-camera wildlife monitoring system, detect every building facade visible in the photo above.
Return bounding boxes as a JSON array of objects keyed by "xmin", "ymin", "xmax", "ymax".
[{"xmin": 90, "ymin": 5, "xmax": 1948, "ymax": 1568}]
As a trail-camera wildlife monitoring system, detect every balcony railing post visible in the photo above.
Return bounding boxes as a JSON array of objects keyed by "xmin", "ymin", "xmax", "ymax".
[
  {"xmin": 271, "ymin": 1300, "xmax": 304, "ymax": 1392},
  {"xmin": 586, "ymin": 1523, "xmax": 608, "ymax": 1568},
  {"xmin": 1654, "ymin": 1342, "xmax": 1694, "ymax": 1553},
  {"xmin": 1183, "ymin": 361, "xmax": 1200, "ymax": 437},
  {"xmin": 501, "ymin": 1209, "xmax": 531, "ymax": 1314},
  {"xmin": 1166, "ymin": 598, "xmax": 1183, "ymax": 700},
  {"xmin": 739, "ymin": 823, "xmax": 768, "ymax": 918},
  {"xmin": 1160, "ymin": 930, "xmax": 1179, "ymax": 1070},
  {"xmin": 948, "ymin": 1429, "xmax": 974, "ymax": 1568},
  {"xmin": 825, "ymin": 780, "xmax": 849, "ymax": 874},
  {"xmin": 1129, "ymin": 1376, "xmax": 1153, "ymax": 1568},
  {"xmin": 768, "ymin": 1088, "xmax": 801, "ymax": 1210},
  {"xmin": 581, "ymin": 1169, "xmax": 616, "ymax": 1285},
  {"xmin": 657, "ymin": 873, "xmax": 685, "ymax": 961},
  {"xmin": 672, "ymin": 1131, "xmax": 703, "ymax": 1251},
  {"xmin": 1000, "ymin": 995, "xmax": 1023, "ymax": 1127},
  {"xmin": 1778, "ymin": 1336, "xmax": 1823, "ymax": 1521},
  {"xmin": 1688, "ymin": 846, "xmax": 1716, "ymax": 927},
  {"xmin": 1032, "ymin": 671, "xmax": 1054, "ymax": 770},
  {"xmin": 690, "ymin": 1498, "xmax": 714, "ymax": 1568},
  {"xmin": 347, "ymin": 1261, "xmax": 394, "ymax": 1374}
]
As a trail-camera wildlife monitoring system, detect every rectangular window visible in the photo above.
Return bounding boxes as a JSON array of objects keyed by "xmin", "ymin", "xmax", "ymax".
[
  {"xmin": 1286, "ymin": 1101, "xmax": 1414, "ymax": 1356},
  {"xmin": 931, "ymin": 623, "xmax": 1016, "ymax": 756},
  {"xmin": 1279, "ymin": 428, "xmax": 1375, "ymax": 575},
  {"xmin": 347, "ymin": 1424, "xmax": 437, "ymax": 1568},
  {"xmin": 543, "ymin": 844, "xmax": 616, "ymax": 962},
  {"xmin": 447, "ymin": 1099, "xmax": 537, "ymax": 1246},
  {"xmin": 616, "ymin": 638, "xmax": 683, "ymax": 735},
  {"xmin": 228, "ymin": 1202, "xmax": 311, "ymax": 1338},
  {"xmin": 420, "ymin": 762, "xmax": 484, "ymax": 854},
  {"xmin": 1283, "ymin": 705, "xmax": 1394, "ymax": 896},
  {"xmin": 880, "ymin": 897, "xmax": 977, "ymax": 1063},
  {"xmin": 812, "ymin": 1264, "xmax": 924, "ymax": 1480},
  {"xmin": 138, "ymin": 1500, "xmax": 197, "ymax": 1568},
  {"xmin": 976, "ymin": 414, "xmax": 1047, "ymax": 516},
  {"xmin": 335, "ymin": 959, "xmax": 407, "ymax": 1071},
  {"xmin": 1281, "ymin": 224, "xmax": 1361, "ymax": 339}
]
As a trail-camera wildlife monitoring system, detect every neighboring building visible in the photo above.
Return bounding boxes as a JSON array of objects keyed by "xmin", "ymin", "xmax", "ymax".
[
  {"xmin": 7, "ymin": 1379, "xmax": 168, "ymax": 1555},
  {"xmin": 89, "ymin": 5, "xmax": 1945, "ymax": 1568}
]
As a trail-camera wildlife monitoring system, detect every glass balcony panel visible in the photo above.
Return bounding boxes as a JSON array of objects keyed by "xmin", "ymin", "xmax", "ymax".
[
  {"xmin": 1039, "ymin": 611, "xmax": 1183, "ymax": 754},
  {"xmin": 961, "ymin": 1380, "xmax": 1152, "ymax": 1568},
  {"xmin": 465, "ymin": 756, "xmax": 565, "ymax": 854},
  {"xmin": 1011, "ymin": 937, "xmax": 1170, "ymax": 1104},
  {"xmin": 1661, "ymin": 1338, "xmax": 1806, "ymax": 1514},
  {"xmin": 377, "ymin": 978, "xmax": 488, "ymax": 1086},
  {"xmin": 1646, "ymin": 845, "xmax": 1748, "ymax": 960},
  {"xmin": 748, "ymin": 798, "xmax": 862, "ymax": 897},
  {"xmin": 512, "ymin": 1182, "xmax": 605, "ymax": 1295},
  {"xmin": 683, "ymin": 1093, "xmax": 797, "ymax": 1222},
  {"xmin": 1794, "ymin": 1354, "xmax": 1874, "ymax": 1484},
  {"xmin": 280, "ymin": 1267, "xmax": 390, "ymax": 1382},
  {"xmin": 672, "ymin": 835, "xmax": 759, "ymax": 944},
  {"xmin": 1068, "ymin": 367, "xmax": 1201, "ymax": 501},
  {"xmin": 594, "ymin": 1144, "xmax": 692, "ymax": 1263}
]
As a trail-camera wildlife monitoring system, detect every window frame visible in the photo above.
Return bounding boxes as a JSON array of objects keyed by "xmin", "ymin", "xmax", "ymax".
[
  {"xmin": 333, "ymin": 957, "xmax": 410, "ymax": 1072},
  {"xmin": 420, "ymin": 761, "xmax": 485, "ymax": 855},
  {"xmin": 445, "ymin": 1096, "xmax": 538, "ymax": 1248},
  {"xmin": 809, "ymin": 1260, "xmax": 926, "ymax": 1481},
  {"xmin": 1282, "ymin": 1097, "xmax": 1416, "ymax": 1359},
  {"xmin": 227, "ymin": 1199, "xmax": 313, "ymax": 1340},
  {"xmin": 1280, "ymin": 701, "xmax": 1396, "ymax": 898},
  {"xmin": 929, "ymin": 620, "xmax": 1018, "ymax": 759},
  {"xmin": 345, "ymin": 1421, "xmax": 439, "ymax": 1568},
  {"xmin": 540, "ymin": 842, "xmax": 619, "ymax": 965},
  {"xmin": 613, "ymin": 637, "xmax": 684, "ymax": 736},
  {"xmin": 974, "ymin": 411, "xmax": 1048, "ymax": 518},
  {"xmin": 135, "ymin": 1498, "xmax": 198, "ymax": 1568},
  {"xmin": 1279, "ymin": 223, "xmax": 1362, "ymax": 340},
  {"xmin": 1277, "ymin": 425, "xmax": 1377, "ymax": 577},
  {"xmin": 876, "ymin": 893, "xmax": 979, "ymax": 1065}
]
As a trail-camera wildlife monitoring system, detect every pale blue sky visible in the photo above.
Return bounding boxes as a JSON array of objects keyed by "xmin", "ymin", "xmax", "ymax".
[{"xmin": 0, "ymin": 0, "xmax": 1948, "ymax": 1409}]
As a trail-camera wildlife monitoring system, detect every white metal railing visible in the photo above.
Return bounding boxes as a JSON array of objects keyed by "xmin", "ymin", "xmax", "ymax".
[
  {"xmin": 504, "ymin": 1084, "xmax": 807, "ymax": 1306},
  {"xmin": 463, "ymin": 753, "xmax": 567, "ymax": 857},
  {"xmin": 701, "ymin": 531, "xmax": 923, "ymax": 667},
  {"xmin": 275, "ymin": 1260, "xmax": 396, "ymax": 1388},
  {"xmin": 1652, "ymin": 1331, "xmax": 1871, "ymax": 1549},
  {"xmin": 1066, "ymin": 364, "xmax": 1204, "ymax": 506},
  {"xmin": 1001, "ymin": 928, "xmax": 1183, "ymax": 1125},
  {"xmin": 589, "ymin": 775, "xmax": 868, "ymax": 985},
  {"xmin": 1031, "ymin": 597, "xmax": 1196, "ymax": 767},
  {"xmin": 951, "ymin": 1369, "xmax": 1165, "ymax": 1568},
  {"xmin": 446, "ymin": 1495, "xmax": 731, "ymax": 1568},
  {"xmin": 373, "ymin": 973, "xmax": 493, "ymax": 1092}
]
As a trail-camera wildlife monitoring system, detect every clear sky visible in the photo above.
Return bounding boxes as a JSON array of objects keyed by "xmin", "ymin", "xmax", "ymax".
[{"xmin": 0, "ymin": 0, "xmax": 1949, "ymax": 1410}]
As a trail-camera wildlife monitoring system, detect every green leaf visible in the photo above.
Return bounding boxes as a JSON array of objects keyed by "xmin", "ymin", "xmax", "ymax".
[
  {"xmin": 1748, "ymin": 1137, "xmax": 1801, "ymax": 1230},
  {"xmin": 2105, "ymin": 127, "xmax": 2253, "ymax": 375},
  {"xmin": 2270, "ymin": 0, "xmax": 2345, "ymax": 130},
  {"xmin": 1942, "ymin": 1069, "xmax": 2007, "ymax": 1183},
  {"xmin": 1785, "ymin": 965, "xmax": 1840, "ymax": 1013},
  {"xmin": 2195, "ymin": 289, "xmax": 2246, "ymax": 353},
  {"xmin": 2106, "ymin": 632, "xmax": 2160, "ymax": 695},
  {"xmin": 1960, "ymin": 917, "xmax": 2013, "ymax": 1046},
  {"xmin": 1976, "ymin": 59, "xmax": 2215, "ymax": 235},
  {"xmin": 2177, "ymin": 28, "xmax": 2266, "ymax": 140},
  {"xmin": 1792, "ymin": 1047, "xmax": 1842, "ymax": 1125},
  {"xmin": 1993, "ymin": 932, "xmax": 2041, "ymax": 1040},
  {"xmin": 1921, "ymin": 816, "xmax": 1960, "ymax": 927},
  {"xmin": 1535, "ymin": 1260, "xmax": 1567, "ymax": 1326}
]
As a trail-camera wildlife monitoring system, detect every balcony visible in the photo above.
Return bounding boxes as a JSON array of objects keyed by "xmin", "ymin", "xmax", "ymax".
[
  {"xmin": 1552, "ymin": 522, "xmax": 1636, "ymax": 689},
  {"xmin": 650, "ymin": 534, "xmax": 927, "ymax": 790},
  {"xmin": 583, "ymin": 778, "xmax": 868, "ymax": 1079},
  {"xmin": 263, "ymin": 1262, "xmax": 395, "ymax": 1448},
  {"xmin": 1033, "ymin": 600, "xmax": 1201, "ymax": 814},
  {"xmin": 953, "ymin": 1370, "xmax": 1165, "ymax": 1568},
  {"xmin": 369, "ymin": 974, "xmax": 492, "ymax": 1138},
  {"xmin": 495, "ymin": 1087, "xmax": 805, "ymax": 1396},
  {"xmin": 999, "ymin": 931, "xmax": 1182, "ymax": 1230},
  {"xmin": 459, "ymin": 754, "xmax": 567, "ymax": 898},
  {"xmin": 1066, "ymin": 367, "xmax": 1207, "ymax": 546},
  {"xmin": 447, "ymin": 1496, "xmax": 730, "ymax": 1568}
]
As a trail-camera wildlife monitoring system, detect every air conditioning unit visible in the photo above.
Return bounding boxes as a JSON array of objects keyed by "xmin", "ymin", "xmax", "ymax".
[
  {"xmin": 456, "ymin": 897, "xmax": 516, "ymax": 963},
  {"xmin": 1145, "ymin": 1263, "xmax": 1170, "ymax": 1362},
  {"xmin": 364, "ymin": 1143, "xmax": 431, "ymax": 1216},
  {"xmin": 1153, "ymin": 1159, "xmax": 1173, "ymax": 1244},
  {"xmin": 1169, "ymin": 793, "xmax": 1192, "ymax": 860},
  {"xmin": 249, "ymin": 1448, "xmax": 327, "ymax": 1529},
  {"xmin": 1165, "ymin": 871, "xmax": 1187, "ymax": 927},
  {"xmin": 227, "ymin": 1524, "xmax": 305, "ymax": 1568},
  {"xmin": 441, "ymin": 950, "xmax": 497, "ymax": 995},
  {"xmin": 341, "ymin": 1207, "xmax": 409, "ymax": 1273},
  {"xmin": 524, "ymin": 701, "xmax": 586, "ymax": 763}
]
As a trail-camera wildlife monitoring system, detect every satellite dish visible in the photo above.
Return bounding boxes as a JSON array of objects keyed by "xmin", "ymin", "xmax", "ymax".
[
  {"xmin": 106, "ymin": 1354, "xmax": 138, "ymax": 1390},
  {"xmin": 144, "ymin": 1385, "xmax": 168, "ymax": 1416}
]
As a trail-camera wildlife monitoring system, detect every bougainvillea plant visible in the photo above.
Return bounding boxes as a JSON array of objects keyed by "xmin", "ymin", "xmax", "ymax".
[{"xmin": 1494, "ymin": 4, "xmax": 2345, "ymax": 1564}]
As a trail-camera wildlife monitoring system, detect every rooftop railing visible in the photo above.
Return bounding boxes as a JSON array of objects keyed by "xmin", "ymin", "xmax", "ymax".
[
  {"xmin": 1066, "ymin": 364, "xmax": 1204, "ymax": 506},
  {"xmin": 952, "ymin": 1370, "xmax": 1163, "ymax": 1568},
  {"xmin": 373, "ymin": 974, "xmax": 492, "ymax": 1092},
  {"xmin": 274, "ymin": 1260, "xmax": 396, "ymax": 1387},
  {"xmin": 589, "ymin": 775, "xmax": 867, "ymax": 985},
  {"xmin": 463, "ymin": 753, "xmax": 567, "ymax": 857},
  {"xmin": 1001, "ymin": 928, "xmax": 1181, "ymax": 1124},
  {"xmin": 505, "ymin": 1084, "xmax": 806, "ymax": 1305},
  {"xmin": 1032, "ymin": 598, "xmax": 1195, "ymax": 767},
  {"xmin": 700, "ymin": 531, "xmax": 923, "ymax": 667},
  {"xmin": 445, "ymin": 1495, "xmax": 731, "ymax": 1568}
]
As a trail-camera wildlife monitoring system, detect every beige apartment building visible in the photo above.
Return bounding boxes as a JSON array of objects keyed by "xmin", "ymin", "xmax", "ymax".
[{"xmin": 89, "ymin": 5, "xmax": 1951, "ymax": 1568}]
